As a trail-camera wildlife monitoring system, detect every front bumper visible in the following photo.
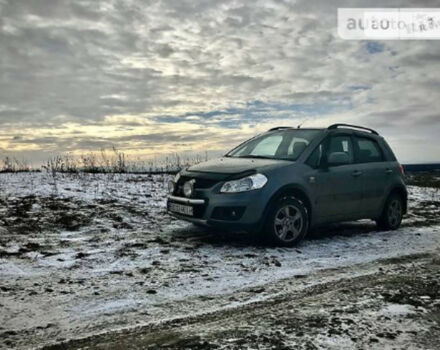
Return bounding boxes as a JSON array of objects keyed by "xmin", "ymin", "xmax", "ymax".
[
  {"xmin": 167, "ymin": 190, "xmax": 267, "ymax": 232},
  {"xmin": 168, "ymin": 209, "xmax": 261, "ymax": 232},
  {"xmin": 168, "ymin": 211, "xmax": 209, "ymax": 226}
]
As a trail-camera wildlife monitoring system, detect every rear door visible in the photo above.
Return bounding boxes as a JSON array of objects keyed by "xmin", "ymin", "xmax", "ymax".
[
  {"xmin": 352, "ymin": 135, "xmax": 388, "ymax": 215},
  {"xmin": 308, "ymin": 133, "xmax": 364, "ymax": 222}
]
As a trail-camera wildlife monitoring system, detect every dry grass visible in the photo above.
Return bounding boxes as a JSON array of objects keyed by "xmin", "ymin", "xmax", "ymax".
[
  {"xmin": 406, "ymin": 172, "xmax": 440, "ymax": 189},
  {"xmin": 1, "ymin": 148, "xmax": 210, "ymax": 174}
]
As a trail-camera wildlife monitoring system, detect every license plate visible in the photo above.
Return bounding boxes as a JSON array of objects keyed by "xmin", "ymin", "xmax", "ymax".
[{"xmin": 168, "ymin": 202, "xmax": 194, "ymax": 216}]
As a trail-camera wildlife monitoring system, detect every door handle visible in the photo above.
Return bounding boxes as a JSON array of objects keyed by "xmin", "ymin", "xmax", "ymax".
[
  {"xmin": 385, "ymin": 169, "xmax": 393, "ymax": 174},
  {"xmin": 352, "ymin": 170, "xmax": 363, "ymax": 177}
]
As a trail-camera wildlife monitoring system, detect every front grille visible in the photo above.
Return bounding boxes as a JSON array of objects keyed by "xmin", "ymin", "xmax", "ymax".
[
  {"xmin": 174, "ymin": 176, "xmax": 218, "ymax": 196},
  {"xmin": 179, "ymin": 176, "xmax": 218, "ymax": 189}
]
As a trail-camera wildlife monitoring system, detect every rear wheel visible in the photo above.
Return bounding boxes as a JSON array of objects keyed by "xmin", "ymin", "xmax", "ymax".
[
  {"xmin": 264, "ymin": 197, "xmax": 308, "ymax": 246},
  {"xmin": 376, "ymin": 194, "xmax": 403, "ymax": 230}
]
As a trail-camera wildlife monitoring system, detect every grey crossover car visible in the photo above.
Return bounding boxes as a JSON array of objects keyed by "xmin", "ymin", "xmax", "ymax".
[{"xmin": 167, "ymin": 124, "xmax": 407, "ymax": 246}]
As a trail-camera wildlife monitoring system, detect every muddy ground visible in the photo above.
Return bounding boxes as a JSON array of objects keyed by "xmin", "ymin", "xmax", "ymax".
[
  {"xmin": 0, "ymin": 172, "xmax": 439, "ymax": 349},
  {"xmin": 43, "ymin": 252, "xmax": 440, "ymax": 350}
]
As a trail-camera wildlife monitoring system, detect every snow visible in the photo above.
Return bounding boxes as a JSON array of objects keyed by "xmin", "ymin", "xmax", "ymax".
[
  {"xmin": 0, "ymin": 172, "xmax": 439, "ymax": 349},
  {"xmin": 380, "ymin": 304, "xmax": 417, "ymax": 317}
]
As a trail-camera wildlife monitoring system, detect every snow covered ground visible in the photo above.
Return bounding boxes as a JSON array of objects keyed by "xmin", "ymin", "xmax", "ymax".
[{"xmin": 0, "ymin": 172, "xmax": 439, "ymax": 349}]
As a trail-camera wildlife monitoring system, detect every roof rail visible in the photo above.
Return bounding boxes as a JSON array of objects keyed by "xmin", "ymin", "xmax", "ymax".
[
  {"xmin": 328, "ymin": 123, "xmax": 378, "ymax": 135},
  {"xmin": 268, "ymin": 126, "xmax": 293, "ymax": 131}
]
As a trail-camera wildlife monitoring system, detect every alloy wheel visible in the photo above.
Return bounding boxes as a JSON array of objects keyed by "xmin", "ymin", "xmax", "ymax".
[{"xmin": 274, "ymin": 205, "xmax": 304, "ymax": 242}]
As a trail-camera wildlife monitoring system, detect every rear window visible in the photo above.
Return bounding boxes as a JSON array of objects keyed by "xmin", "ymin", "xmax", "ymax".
[{"xmin": 354, "ymin": 137, "xmax": 384, "ymax": 163}]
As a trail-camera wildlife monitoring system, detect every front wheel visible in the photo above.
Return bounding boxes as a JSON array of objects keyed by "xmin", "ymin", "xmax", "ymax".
[
  {"xmin": 264, "ymin": 197, "xmax": 308, "ymax": 247},
  {"xmin": 376, "ymin": 194, "xmax": 403, "ymax": 230}
]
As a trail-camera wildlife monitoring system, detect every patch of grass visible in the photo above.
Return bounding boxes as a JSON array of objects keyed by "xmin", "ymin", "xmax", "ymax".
[{"xmin": 406, "ymin": 172, "xmax": 440, "ymax": 188}]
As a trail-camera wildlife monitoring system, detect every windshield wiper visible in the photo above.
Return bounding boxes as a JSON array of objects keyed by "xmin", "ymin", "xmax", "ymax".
[
  {"xmin": 237, "ymin": 155, "xmax": 273, "ymax": 159},
  {"xmin": 234, "ymin": 155, "xmax": 296, "ymax": 161}
]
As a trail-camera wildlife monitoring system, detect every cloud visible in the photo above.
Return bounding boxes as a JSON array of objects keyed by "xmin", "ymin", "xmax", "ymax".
[
  {"xmin": 365, "ymin": 41, "xmax": 385, "ymax": 54},
  {"xmin": 0, "ymin": 0, "xmax": 439, "ymax": 164}
]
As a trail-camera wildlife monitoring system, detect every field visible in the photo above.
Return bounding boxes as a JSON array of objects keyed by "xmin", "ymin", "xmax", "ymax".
[{"xmin": 1, "ymin": 172, "xmax": 439, "ymax": 349}]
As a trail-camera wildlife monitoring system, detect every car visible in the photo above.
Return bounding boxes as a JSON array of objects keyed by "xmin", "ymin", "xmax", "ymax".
[{"xmin": 167, "ymin": 124, "xmax": 407, "ymax": 246}]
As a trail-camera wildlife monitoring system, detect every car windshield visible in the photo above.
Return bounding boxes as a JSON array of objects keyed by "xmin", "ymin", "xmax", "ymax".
[{"xmin": 226, "ymin": 129, "xmax": 321, "ymax": 161}]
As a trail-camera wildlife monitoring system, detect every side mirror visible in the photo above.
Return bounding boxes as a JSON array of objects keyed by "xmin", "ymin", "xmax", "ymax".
[{"xmin": 327, "ymin": 152, "xmax": 350, "ymax": 166}]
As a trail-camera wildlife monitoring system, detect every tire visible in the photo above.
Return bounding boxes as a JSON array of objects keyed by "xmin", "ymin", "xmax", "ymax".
[
  {"xmin": 264, "ymin": 197, "xmax": 308, "ymax": 247},
  {"xmin": 376, "ymin": 193, "xmax": 404, "ymax": 230}
]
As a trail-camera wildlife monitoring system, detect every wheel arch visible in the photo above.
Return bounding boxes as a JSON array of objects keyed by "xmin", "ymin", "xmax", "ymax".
[
  {"xmin": 262, "ymin": 184, "xmax": 313, "ymax": 227},
  {"xmin": 385, "ymin": 185, "xmax": 408, "ymax": 214}
]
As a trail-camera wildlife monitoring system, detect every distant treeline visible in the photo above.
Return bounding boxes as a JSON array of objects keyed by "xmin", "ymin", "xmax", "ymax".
[{"xmin": 403, "ymin": 163, "xmax": 440, "ymax": 173}]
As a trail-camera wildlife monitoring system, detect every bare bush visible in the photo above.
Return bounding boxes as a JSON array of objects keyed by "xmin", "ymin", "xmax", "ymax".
[
  {"xmin": 0, "ymin": 156, "xmax": 32, "ymax": 173},
  {"xmin": 2, "ymin": 148, "xmax": 215, "ymax": 174}
]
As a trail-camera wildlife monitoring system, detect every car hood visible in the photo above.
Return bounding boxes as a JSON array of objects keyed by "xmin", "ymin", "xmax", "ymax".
[{"xmin": 186, "ymin": 157, "xmax": 291, "ymax": 176}]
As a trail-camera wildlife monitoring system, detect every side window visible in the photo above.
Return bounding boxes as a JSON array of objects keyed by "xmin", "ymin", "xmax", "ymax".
[
  {"xmin": 327, "ymin": 135, "xmax": 354, "ymax": 164},
  {"xmin": 250, "ymin": 135, "xmax": 283, "ymax": 156},
  {"xmin": 355, "ymin": 137, "xmax": 384, "ymax": 163},
  {"xmin": 306, "ymin": 143, "xmax": 323, "ymax": 168}
]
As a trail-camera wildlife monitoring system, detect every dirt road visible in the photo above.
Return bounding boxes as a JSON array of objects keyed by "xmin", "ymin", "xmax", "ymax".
[{"xmin": 42, "ymin": 252, "xmax": 440, "ymax": 350}]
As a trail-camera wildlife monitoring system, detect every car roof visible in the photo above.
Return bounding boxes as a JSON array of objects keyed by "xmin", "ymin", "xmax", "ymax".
[
  {"xmin": 268, "ymin": 124, "xmax": 380, "ymax": 137},
  {"xmin": 268, "ymin": 127, "xmax": 324, "ymax": 131}
]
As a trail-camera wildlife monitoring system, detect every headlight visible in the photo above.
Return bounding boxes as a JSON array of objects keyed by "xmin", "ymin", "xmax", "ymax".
[
  {"xmin": 167, "ymin": 180, "xmax": 175, "ymax": 194},
  {"xmin": 183, "ymin": 179, "xmax": 195, "ymax": 197},
  {"xmin": 168, "ymin": 172, "xmax": 181, "ymax": 194},
  {"xmin": 220, "ymin": 174, "xmax": 267, "ymax": 193}
]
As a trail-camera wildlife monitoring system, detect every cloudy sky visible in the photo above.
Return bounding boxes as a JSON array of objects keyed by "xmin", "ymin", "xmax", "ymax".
[{"xmin": 0, "ymin": 0, "xmax": 439, "ymax": 165}]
